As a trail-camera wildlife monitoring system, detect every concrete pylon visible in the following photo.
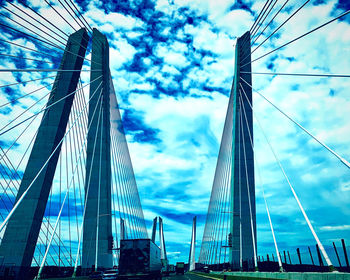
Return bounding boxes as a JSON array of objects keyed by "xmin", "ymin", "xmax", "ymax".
[
  {"xmin": 151, "ymin": 217, "xmax": 157, "ymax": 243},
  {"xmin": 0, "ymin": 29, "xmax": 89, "ymax": 279},
  {"xmin": 82, "ymin": 28, "xmax": 113, "ymax": 272},
  {"xmin": 189, "ymin": 216, "xmax": 196, "ymax": 271},
  {"xmin": 159, "ymin": 217, "xmax": 167, "ymax": 261},
  {"xmin": 229, "ymin": 31, "xmax": 257, "ymax": 270},
  {"xmin": 120, "ymin": 218, "xmax": 126, "ymax": 240}
]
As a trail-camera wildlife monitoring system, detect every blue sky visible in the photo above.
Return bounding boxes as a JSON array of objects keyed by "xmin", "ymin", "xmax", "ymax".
[{"xmin": 0, "ymin": 0, "xmax": 350, "ymax": 267}]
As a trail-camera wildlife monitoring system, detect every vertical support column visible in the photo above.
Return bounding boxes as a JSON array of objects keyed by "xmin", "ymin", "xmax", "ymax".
[
  {"xmin": 151, "ymin": 217, "xmax": 157, "ymax": 243},
  {"xmin": 82, "ymin": 28, "xmax": 113, "ymax": 272},
  {"xmin": 0, "ymin": 29, "xmax": 88, "ymax": 279},
  {"xmin": 189, "ymin": 216, "xmax": 197, "ymax": 271},
  {"xmin": 120, "ymin": 219, "xmax": 126, "ymax": 240},
  {"xmin": 159, "ymin": 217, "xmax": 167, "ymax": 261},
  {"xmin": 229, "ymin": 31, "xmax": 256, "ymax": 270}
]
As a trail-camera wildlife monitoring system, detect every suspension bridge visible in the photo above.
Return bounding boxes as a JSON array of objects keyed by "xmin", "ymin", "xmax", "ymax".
[{"xmin": 0, "ymin": 0, "xmax": 349, "ymax": 280}]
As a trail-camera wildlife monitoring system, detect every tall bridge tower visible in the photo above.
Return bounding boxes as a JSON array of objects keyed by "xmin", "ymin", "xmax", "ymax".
[
  {"xmin": 82, "ymin": 28, "xmax": 113, "ymax": 271},
  {"xmin": 0, "ymin": 29, "xmax": 89, "ymax": 279},
  {"xmin": 229, "ymin": 31, "xmax": 256, "ymax": 270},
  {"xmin": 0, "ymin": 26, "xmax": 147, "ymax": 279},
  {"xmin": 198, "ymin": 31, "xmax": 256, "ymax": 271}
]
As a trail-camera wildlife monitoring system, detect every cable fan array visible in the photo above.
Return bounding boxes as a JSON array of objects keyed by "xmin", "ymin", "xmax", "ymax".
[
  {"xmin": 0, "ymin": 0, "xmax": 147, "ymax": 273},
  {"xmin": 199, "ymin": 0, "xmax": 350, "ymax": 272}
]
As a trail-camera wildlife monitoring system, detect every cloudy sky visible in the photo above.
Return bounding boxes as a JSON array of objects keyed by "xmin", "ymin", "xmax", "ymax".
[{"xmin": 0, "ymin": 0, "xmax": 350, "ymax": 267}]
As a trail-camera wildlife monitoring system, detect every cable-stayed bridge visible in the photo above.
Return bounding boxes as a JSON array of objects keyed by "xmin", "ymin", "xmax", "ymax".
[
  {"xmin": 198, "ymin": 1, "xmax": 350, "ymax": 277},
  {"xmin": 0, "ymin": 2, "xmax": 148, "ymax": 278},
  {"xmin": 0, "ymin": 1, "xmax": 349, "ymax": 280}
]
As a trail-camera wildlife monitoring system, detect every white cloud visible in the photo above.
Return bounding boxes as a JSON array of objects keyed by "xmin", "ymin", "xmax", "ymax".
[
  {"xmin": 155, "ymin": 43, "xmax": 190, "ymax": 68},
  {"xmin": 320, "ymin": 225, "xmax": 350, "ymax": 231}
]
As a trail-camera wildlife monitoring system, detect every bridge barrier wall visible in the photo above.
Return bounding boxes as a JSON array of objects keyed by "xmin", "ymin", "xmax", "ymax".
[{"xmin": 193, "ymin": 271, "xmax": 350, "ymax": 280}]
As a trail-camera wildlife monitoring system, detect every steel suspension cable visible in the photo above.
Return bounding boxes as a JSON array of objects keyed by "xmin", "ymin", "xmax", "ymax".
[
  {"xmin": 0, "ymin": 22, "xmax": 64, "ymax": 52},
  {"xmin": 0, "ymin": 90, "xmax": 51, "ymax": 134},
  {"xmin": 117, "ymin": 125, "xmax": 147, "ymax": 237},
  {"xmin": 0, "ymin": 22, "xmax": 92, "ymax": 63},
  {"xmin": 1, "ymin": 5, "xmax": 67, "ymax": 46},
  {"xmin": 109, "ymin": 88, "xmax": 144, "ymax": 238},
  {"xmin": 207, "ymin": 142, "xmax": 227, "ymax": 264},
  {"xmin": 216, "ymin": 129, "xmax": 232, "ymax": 265},
  {"xmin": 243, "ymin": 8, "xmax": 350, "ymax": 67},
  {"xmin": 0, "ymin": 69, "xmax": 97, "ymax": 72},
  {"xmin": 122, "ymin": 139, "xmax": 148, "ymax": 238},
  {"xmin": 0, "ymin": 74, "xmax": 55, "ymax": 89},
  {"xmin": 239, "ymin": 80, "xmax": 335, "ymax": 269},
  {"xmin": 44, "ymin": 0, "xmax": 77, "ymax": 32},
  {"xmin": 110, "ymin": 155, "xmax": 119, "ymax": 249},
  {"xmin": 36, "ymin": 93, "xmax": 102, "ymax": 278},
  {"xmin": 240, "ymin": 0, "xmax": 271, "ymax": 49},
  {"xmin": 240, "ymin": 77, "xmax": 350, "ymax": 169},
  {"xmin": 0, "ymin": 143, "xmax": 71, "ymax": 265},
  {"xmin": 0, "ymin": 76, "xmax": 102, "ymax": 136},
  {"xmin": 238, "ymin": 105, "xmax": 243, "ymax": 269},
  {"xmin": 0, "ymin": 38, "xmax": 57, "ymax": 59},
  {"xmin": 239, "ymin": 104, "xmax": 258, "ymax": 270},
  {"xmin": 73, "ymin": 82, "xmax": 88, "ymax": 212},
  {"xmin": 0, "ymin": 176, "xmax": 55, "ymax": 265},
  {"xmin": 210, "ymin": 131, "xmax": 230, "ymax": 264},
  {"xmin": 250, "ymin": 0, "xmax": 270, "ymax": 33},
  {"xmin": 0, "ymin": 53, "xmax": 54, "ymax": 64},
  {"xmin": 69, "ymin": 95, "xmax": 86, "ymax": 255},
  {"xmin": 64, "ymin": 126, "xmax": 73, "ymax": 265},
  {"xmin": 0, "ymin": 82, "xmax": 53, "ymax": 108},
  {"xmin": 110, "ymin": 130, "xmax": 138, "ymax": 238},
  {"xmin": 116, "ymin": 136, "xmax": 142, "ymax": 238},
  {"xmin": 72, "ymin": 89, "xmax": 87, "ymax": 266},
  {"xmin": 224, "ymin": 149, "xmax": 232, "ymax": 264},
  {"xmin": 0, "ymin": 79, "xmax": 103, "ymax": 233},
  {"xmin": 209, "ymin": 133, "xmax": 230, "ymax": 264},
  {"xmin": 0, "ymin": 14, "xmax": 66, "ymax": 49},
  {"xmin": 67, "ymin": 0, "xmax": 93, "ymax": 32},
  {"xmin": 0, "ymin": 100, "xmax": 75, "ymax": 263},
  {"xmin": 241, "ymin": 0, "xmax": 310, "ymax": 64},
  {"xmin": 5, "ymin": 1, "xmax": 69, "ymax": 41},
  {"xmin": 251, "ymin": 0, "xmax": 289, "ymax": 46},
  {"xmin": 112, "ymin": 96, "xmax": 147, "ymax": 239},
  {"xmin": 239, "ymin": 93, "xmax": 283, "ymax": 271},
  {"xmin": 0, "ymin": 97, "xmax": 49, "ymax": 162},
  {"xmin": 59, "ymin": 155, "xmax": 62, "ymax": 267},
  {"xmin": 63, "ymin": 0, "xmax": 87, "ymax": 30},
  {"xmin": 241, "ymin": 71, "xmax": 350, "ymax": 78},
  {"xmin": 57, "ymin": 0, "xmax": 84, "ymax": 30},
  {"xmin": 17, "ymin": 0, "xmax": 69, "ymax": 37},
  {"xmin": 110, "ymin": 134, "xmax": 129, "ymax": 239},
  {"xmin": 210, "ymin": 108, "xmax": 233, "ymax": 264},
  {"xmin": 38, "ymin": 86, "xmax": 102, "ymax": 278},
  {"xmin": 45, "ymin": 181, "xmax": 53, "ymax": 264},
  {"xmin": 200, "ymin": 87, "xmax": 234, "ymax": 264},
  {"xmin": 251, "ymin": 0, "xmax": 279, "ymax": 41},
  {"xmin": 251, "ymin": 0, "xmax": 276, "ymax": 39},
  {"xmin": 73, "ymin": 92, "xmax": 103, "ymax": 276},
  {"xmin": 0, "ymin": 93, "xmax": 55, "ymax": 191},
  {"xmin": 94, "ymin": 104, "xmax": 104, "ymax": 271}
]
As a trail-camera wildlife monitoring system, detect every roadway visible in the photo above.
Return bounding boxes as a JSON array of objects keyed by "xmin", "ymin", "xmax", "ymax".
[{"xmin": 164, "ymin": 273, "xmax": 211, "ymax": 280}]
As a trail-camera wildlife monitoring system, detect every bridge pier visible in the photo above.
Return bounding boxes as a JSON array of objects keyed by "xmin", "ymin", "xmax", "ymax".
[
  {"xmin": 0, "ymin": 29, "xmax": 89, "ymax": 279},
  {"xmin": 189, "ymin": 216, "xmax": 197, "ymax": 271}
]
